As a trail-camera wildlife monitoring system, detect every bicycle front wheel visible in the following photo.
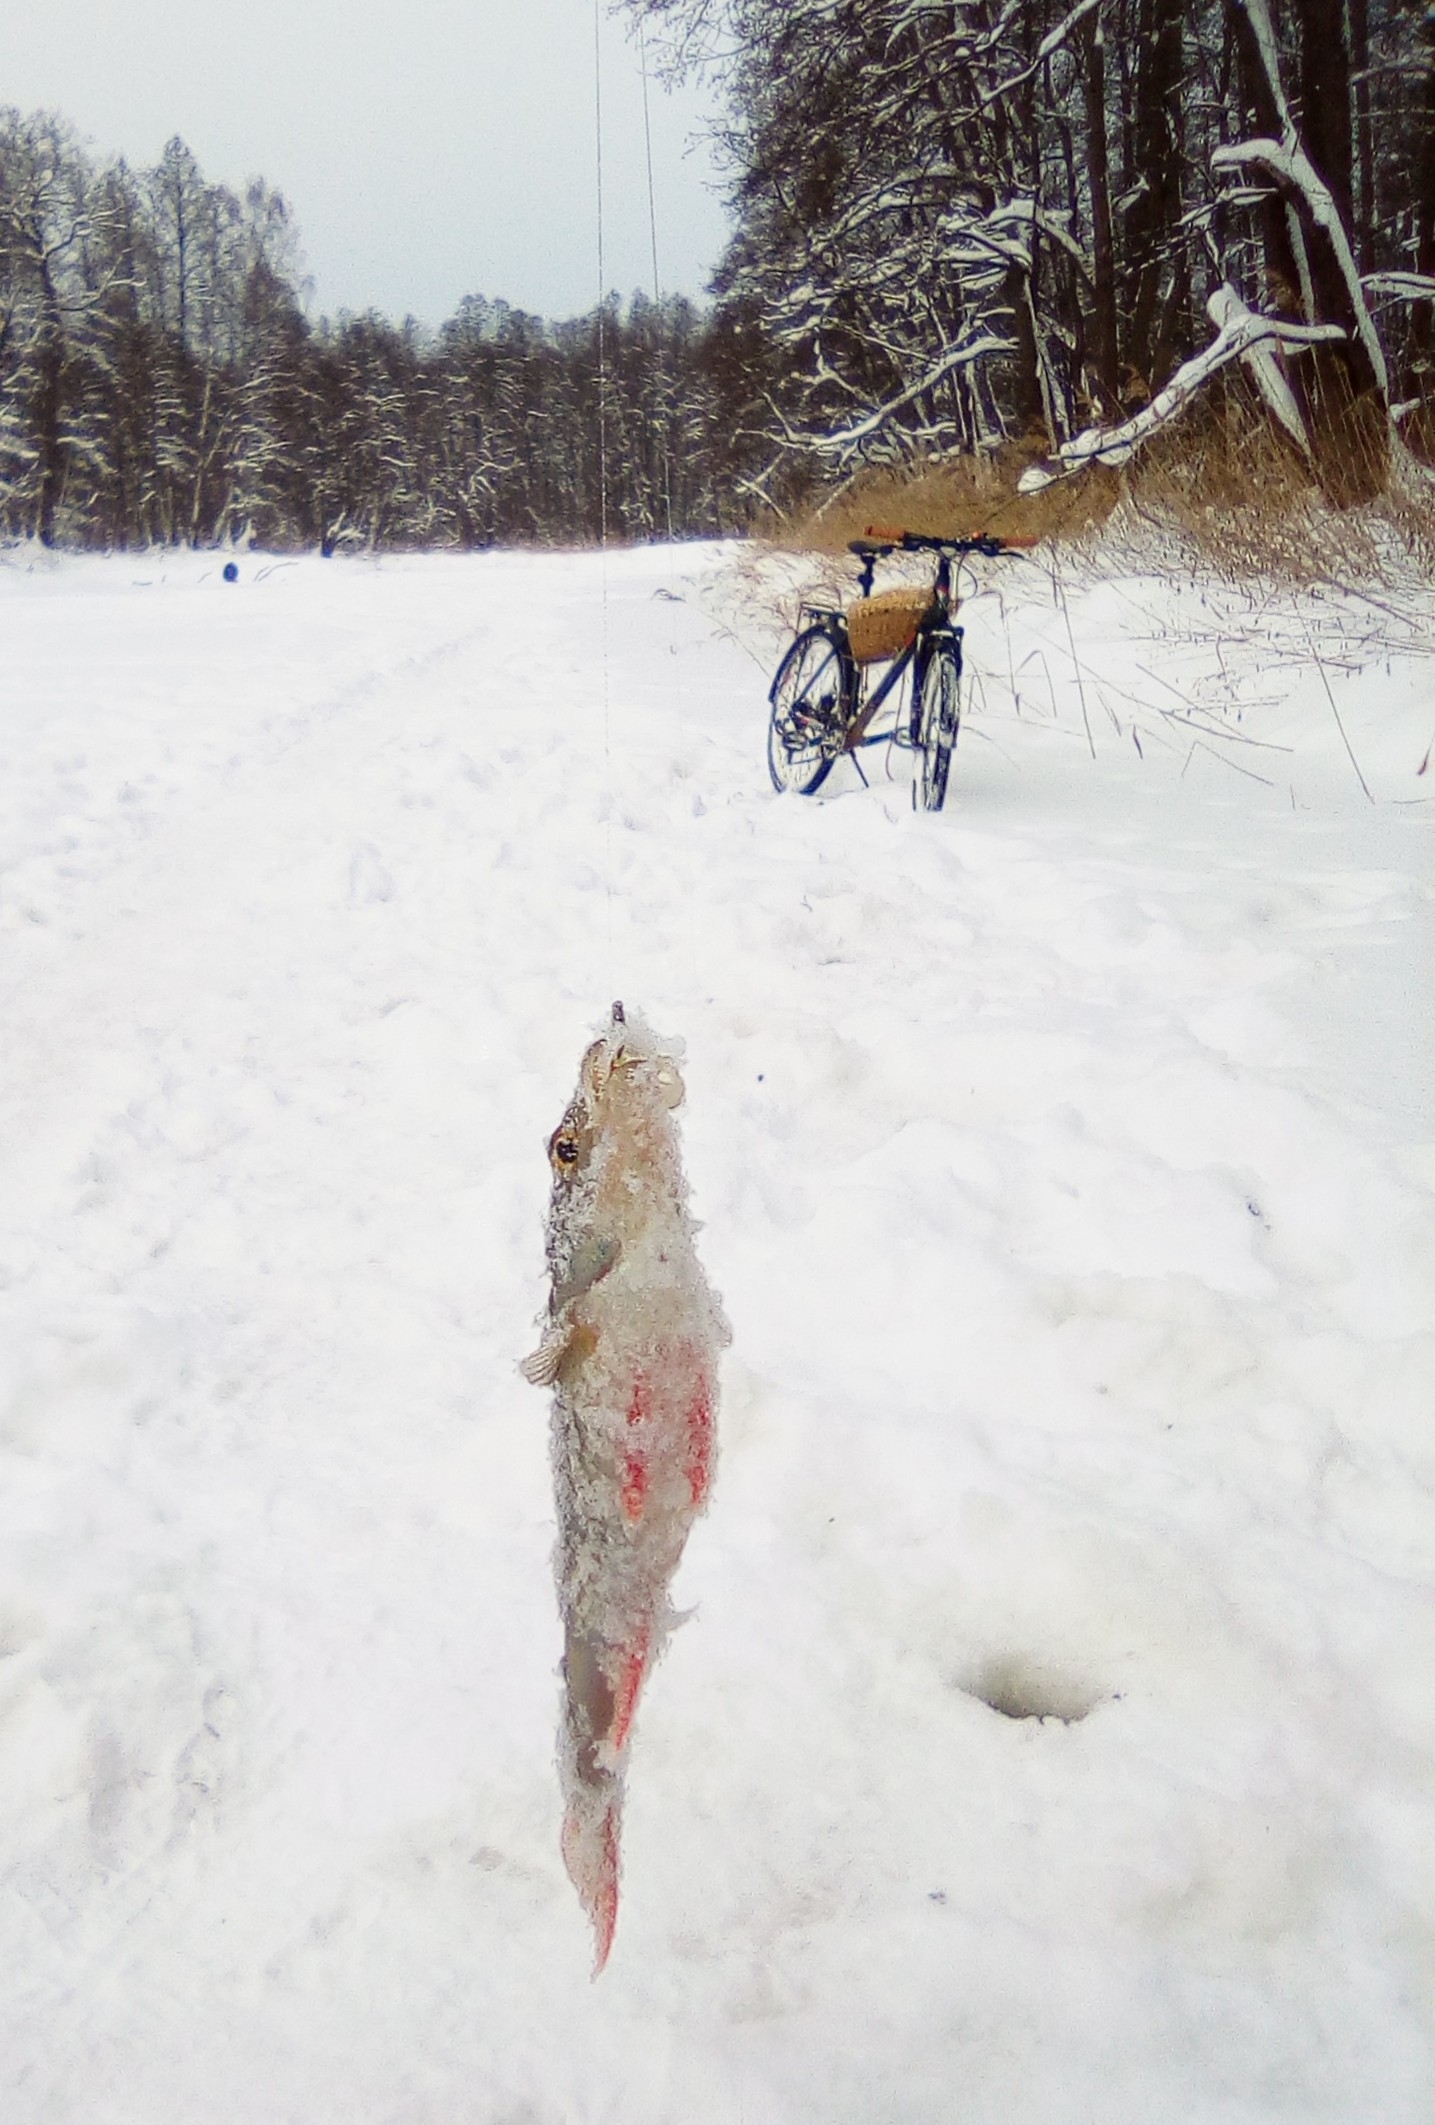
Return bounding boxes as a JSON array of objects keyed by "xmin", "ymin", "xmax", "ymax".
[
  {"xmin": 916, "ymin": 640, "xmax": 962, "ymax": 812},
  {"xmin": 767, "ymin": 624, "xmax": 850, "ymax": 795}
]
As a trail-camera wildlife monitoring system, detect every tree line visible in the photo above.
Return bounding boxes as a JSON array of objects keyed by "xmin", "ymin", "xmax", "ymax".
[
  {"xmin": 8, "ymin": 0, "xmax": 1433, "ymax": 555},
  {"xmin": 0, "ymin": 110, "xmax": 745, "ymax": 550},
  {"xmin": 632, "ymin": 0, "xmax": 1435, "ymax": 503}
]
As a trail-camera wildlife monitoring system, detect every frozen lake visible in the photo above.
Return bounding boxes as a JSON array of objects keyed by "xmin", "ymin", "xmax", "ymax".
[{"xmin": 1, "ymin": 539, "xmax": 1431, "ymax": 2123}]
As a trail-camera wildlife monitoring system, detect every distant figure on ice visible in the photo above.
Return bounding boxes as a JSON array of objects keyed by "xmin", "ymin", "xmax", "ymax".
[{"xmin": 522, "ymin": 1002, "xmax": 728, "ymax": 1972}]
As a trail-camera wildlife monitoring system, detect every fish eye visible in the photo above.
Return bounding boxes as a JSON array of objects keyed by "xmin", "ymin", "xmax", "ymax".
[{"xmin": 552, "ymin": 1135, "xmax": 580, "ymax": 1167}]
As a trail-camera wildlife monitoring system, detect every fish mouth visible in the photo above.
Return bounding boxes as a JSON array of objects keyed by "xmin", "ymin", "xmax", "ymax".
[{"xmin": 579, "ymin": 1007, "xmax": 686, "ymax": 1109}]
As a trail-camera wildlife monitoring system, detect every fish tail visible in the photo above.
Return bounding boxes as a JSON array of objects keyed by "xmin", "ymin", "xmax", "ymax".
[{"xmin": 562, "ymin": 1782, "xmax": 622, "ymax": 1975}]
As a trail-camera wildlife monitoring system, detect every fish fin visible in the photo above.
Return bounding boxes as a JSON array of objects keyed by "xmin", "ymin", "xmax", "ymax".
[
  {"xmin": 520, "ymin": 1325, "xmax": 570, "ymax": 1388},
  {"xmin": 562, "ymin": 1785, "xmax": 621, "ymax": 1977}
]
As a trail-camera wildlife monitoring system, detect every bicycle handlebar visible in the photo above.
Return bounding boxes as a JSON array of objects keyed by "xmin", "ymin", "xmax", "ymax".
[{"xmin": 848, "ymin": 526, "xmax": 1038, "ymax": 559}]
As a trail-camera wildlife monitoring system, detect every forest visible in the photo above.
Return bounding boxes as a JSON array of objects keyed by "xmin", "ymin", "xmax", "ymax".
[
  {"xmin": 0, "ymin": 118, "xmax": 741, "ymax": 550},
  {"xmin": 635, "ymin": 0, "xmax": 1433, "ymax": 508},
  {"xmin": 2, "ymin": 0, "xmax": 1432, "ymax": 549}
]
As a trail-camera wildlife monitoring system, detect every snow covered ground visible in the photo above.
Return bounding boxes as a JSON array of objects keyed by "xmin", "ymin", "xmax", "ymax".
[{"xmin": 1, "ymin": 537, "xmax": 1431, "ymax": 2124}]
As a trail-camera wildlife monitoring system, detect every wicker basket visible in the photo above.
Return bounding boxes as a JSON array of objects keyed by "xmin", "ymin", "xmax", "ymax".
[{"xmin": 846, "ymin": 586, "xmax": 933, "ymax": 665}]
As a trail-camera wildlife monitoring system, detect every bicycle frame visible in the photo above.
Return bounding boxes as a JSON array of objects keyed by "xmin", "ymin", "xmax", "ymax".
[{"xmin": 801, "ymin": 546, "xmax": 962, "ymax": 759}]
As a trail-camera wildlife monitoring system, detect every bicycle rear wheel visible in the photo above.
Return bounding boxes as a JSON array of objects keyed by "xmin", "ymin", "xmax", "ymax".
[
  {"xmin": 767, "ymin": 624, "xmax": 850, "ymax": 795},
  {"xmin": 916, "ymin": 640, "xmax": 962, "ymax": 812}
]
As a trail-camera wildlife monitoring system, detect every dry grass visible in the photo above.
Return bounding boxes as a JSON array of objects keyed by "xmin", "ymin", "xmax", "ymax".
[
  {"xmin": 767, "ymin": 371, "xmax": 1435, "ymax": 587},
  {"xmin": 1106, "ymin": 371, "xmax": 1394, "ymax": 582},
  {"xmin": 1404, "ymin": 399, "xmax": 1435, "ymax": 471},
  {"xmin": 768, "ymin": 438, "xmax": 1120, "ymax": 554}
]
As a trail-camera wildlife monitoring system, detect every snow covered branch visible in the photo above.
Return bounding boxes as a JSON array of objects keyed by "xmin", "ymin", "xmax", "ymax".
[
  {"xmin": 1211, "ymin": 139, "xmax": 1389, "ymax": 397},
  {"xmin": 811, "ymin": 333, "xmax": 1014, "ymax": 457},
  {"xmin": 978, "ymin": 0, "xmax": 1102, "ymax": 108},
  {"xmin": 1362, "ymin": 273, "xmax": 1435, "ymax": 305},
  {"xmin": 1018, "ymin": 287, "xmax": 1345, "ymax": 489}
]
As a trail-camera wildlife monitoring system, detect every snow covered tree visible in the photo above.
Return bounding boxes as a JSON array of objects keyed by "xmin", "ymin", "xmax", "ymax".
[
  {"xmin": 0, "ymin": 108, "xmax": 748, "ymax": 551},
  {"xmin": 0, "ymin": 110, "xmax": 127, "ymax": 543},
  {"xmin": 628, "ymin": 0, "xmax": 1435, "ymax": 494}
]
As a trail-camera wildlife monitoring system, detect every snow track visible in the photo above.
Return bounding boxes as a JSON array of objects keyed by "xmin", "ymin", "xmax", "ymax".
[{"xmin": 0, "ymin": 542, "xmax": 1431, "ymax": 2124}]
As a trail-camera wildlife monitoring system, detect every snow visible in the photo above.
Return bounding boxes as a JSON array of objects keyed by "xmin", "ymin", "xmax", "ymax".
[{"xmin": 0, "ymin": 538, "xmax": 1431, "ymax": 2124}]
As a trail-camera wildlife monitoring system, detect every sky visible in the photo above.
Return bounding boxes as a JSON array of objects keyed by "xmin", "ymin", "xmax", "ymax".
[{"xmin": 4, "ymin": 0, "xmax": 731, "ymax": 327}]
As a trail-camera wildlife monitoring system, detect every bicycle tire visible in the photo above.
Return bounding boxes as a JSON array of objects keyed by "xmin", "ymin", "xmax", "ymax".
[
  {"xmin": 916, "ymin": 639, "xmax": 962, "ymax": 812},
  {"xmin": 767, "ymin": 624, "xmax": 850, "ymax": 795}
]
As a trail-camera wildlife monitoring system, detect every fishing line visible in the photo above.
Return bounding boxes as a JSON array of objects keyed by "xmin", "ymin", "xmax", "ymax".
[
  {"xmin": 639, "ymin": 20, "xmax": 662, "ymax": 311},
  {"xmin": 594, "ymin": 0, "xmax": 614, "ymax": 977},
  {"xmin": 638, "ymin": 21, "xmax": 675, "ymax": 543},
  {"xmin": 590, "ymin": 6, "xmax": 688, "ymax": 1001},
  {"xmin": 594, "ymin": 0, "xmax": 609, "ymax": 562}
]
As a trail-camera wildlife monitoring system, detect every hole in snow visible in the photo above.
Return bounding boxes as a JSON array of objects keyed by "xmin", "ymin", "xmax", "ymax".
[{"xmin": 960, "ymin": 1655, "xmax": 1103, "ymax": 1725}]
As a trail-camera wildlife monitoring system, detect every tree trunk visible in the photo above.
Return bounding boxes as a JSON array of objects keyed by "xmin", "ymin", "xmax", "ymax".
[
  {"xmin": 1414, "ymin": 6, "xmax": 1435, "ymax": 363},
  {"xmin": 1228, "ymin": 0, "xmax": 1303, "ymax": 311},
  {"xmin": 30, "ymin": 251, "xmax": 68, "ymax": 546},
  {"xmin": 1079, "ymin": 9, "xmax": 1120, "ymax": 411},
  {"xmin": 1228, "ymin": 0, "xmax": 1385, "ymax": 499},
  {"xmin": 1346, "ymin": 0, "xmax": 1373, "ymax": 273},
  {"xmin": 1121, "ymin": 0, "xmax": 1185, "ymax": 392},
  {"xmin": 1293, "ymin": 0, "xmax": 1353, "ymax": 224},
  {"xmin": 31, "ymin": 334, "xmax": 64, "ymax": 546}
]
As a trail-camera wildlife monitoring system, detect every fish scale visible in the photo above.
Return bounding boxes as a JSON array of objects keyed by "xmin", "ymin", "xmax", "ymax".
[{"xmin": 522, "ymin": 1002, "xmax": 729, "ymax": 1972}]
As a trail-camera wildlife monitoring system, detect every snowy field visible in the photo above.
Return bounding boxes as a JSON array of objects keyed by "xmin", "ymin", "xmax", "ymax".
[{"xmin": 1, "ymin": 537, "xmax": 1432, "ymax": 2125}]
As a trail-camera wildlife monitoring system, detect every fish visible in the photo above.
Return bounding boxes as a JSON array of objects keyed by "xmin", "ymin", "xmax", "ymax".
[{"xmin": 522, "ymin": 1002, "xmax": 729, "ymax": 1972}]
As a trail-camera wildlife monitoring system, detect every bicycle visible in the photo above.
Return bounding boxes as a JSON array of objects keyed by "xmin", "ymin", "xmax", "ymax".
[{"xmin": 766, "ymin": 528, "xmax": 1033, "ymax": 811}]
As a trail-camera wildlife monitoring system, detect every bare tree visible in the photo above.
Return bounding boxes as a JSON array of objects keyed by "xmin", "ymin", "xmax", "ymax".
[{"xmin": 628, "ymin": 0, "xmax": 1434, "ymax": 494}]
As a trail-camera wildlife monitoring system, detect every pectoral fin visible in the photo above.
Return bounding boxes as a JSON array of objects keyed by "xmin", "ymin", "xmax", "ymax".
[
  {"xmin": 521, "ymin": 1318, "xmax": 600, "ymax": 1388},
  {"xmin": 521, "ymin": 1323, "xmax": 571, "ymax": 1387}
]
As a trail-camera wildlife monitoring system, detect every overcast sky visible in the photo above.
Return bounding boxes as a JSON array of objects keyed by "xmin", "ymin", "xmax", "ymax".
[{"xmin": 5, "ymin": 0, "xmax": 731, "ymax": 326}]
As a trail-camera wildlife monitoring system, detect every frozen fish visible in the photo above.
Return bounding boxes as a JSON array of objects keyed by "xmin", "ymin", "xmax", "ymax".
[{"xmin": 522, "ymin": 1002, "xmax": 728, "ymax": 1971}]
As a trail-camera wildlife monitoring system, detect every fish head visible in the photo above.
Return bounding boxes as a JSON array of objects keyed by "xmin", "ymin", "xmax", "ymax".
[
  {"xmin": 544, "ymin": 1006, "xmax": 689, "ymax": 1295},
  {"xmin": 576, "ymin": 1015, "xmax": 685, "ymax": 1119},
  {"xmin": 527, "ymin": 1022, "xmax": 674, "ymax": 1362}
]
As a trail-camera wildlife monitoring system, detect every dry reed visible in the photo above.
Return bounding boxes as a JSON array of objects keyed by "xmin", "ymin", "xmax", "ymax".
[{"xmin": 768, "ymin": 371, "xmax": 1435, "ymax": 588}]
